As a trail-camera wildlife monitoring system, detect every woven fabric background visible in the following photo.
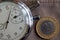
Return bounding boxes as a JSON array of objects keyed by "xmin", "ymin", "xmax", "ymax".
[{"xmin": 25, "ymin": 0, "xmax": 60, "ymax": 40}]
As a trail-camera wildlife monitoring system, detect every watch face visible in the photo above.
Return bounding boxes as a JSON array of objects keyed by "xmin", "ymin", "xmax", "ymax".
[{"xmin": 0, "ymin": 2, "xmax": 33, "ymax": 40}]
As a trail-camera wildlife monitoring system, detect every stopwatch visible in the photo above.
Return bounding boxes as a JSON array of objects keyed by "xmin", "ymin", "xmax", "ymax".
[
  {"xmin": 0, "ymin": 0, "xmax": 36, "ymax": 40},
  {"xmin": 0, "ymin": 0, "xmax": 40, "ymax": 40}
]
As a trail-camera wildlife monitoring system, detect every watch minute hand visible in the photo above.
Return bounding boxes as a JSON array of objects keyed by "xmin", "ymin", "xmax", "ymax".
[{"xmin": 5, "ymin": 10, "xmax": 11, "ymax": 29}]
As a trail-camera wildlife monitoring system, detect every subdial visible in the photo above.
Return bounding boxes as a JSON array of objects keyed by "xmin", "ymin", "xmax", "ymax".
[
  {"xmin": 10, "ymin": 6, "xmax": 23, "ymax": 24},
  {"xmin": 10, "ymin": 15, "xmax": 23, "ymax": 24}
]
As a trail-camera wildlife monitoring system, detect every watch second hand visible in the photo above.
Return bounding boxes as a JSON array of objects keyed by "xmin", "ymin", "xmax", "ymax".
[{"xmin": 5, "ymin": 10, "xmax": 11, "ymax": 29}]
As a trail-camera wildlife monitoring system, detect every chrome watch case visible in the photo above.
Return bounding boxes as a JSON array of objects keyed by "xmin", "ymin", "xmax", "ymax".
[
  {"xmin": 0, "ymin": 0, "xmax": 33, "ymax": 40},
  {"xmin": 0, "ymin": 0, "xmax": 40, "ymax": 40}
]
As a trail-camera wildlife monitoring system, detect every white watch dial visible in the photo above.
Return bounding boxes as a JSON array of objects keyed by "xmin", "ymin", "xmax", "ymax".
[
  {"xmin": 0, "ymin": 3, "xmax": 10, "ymax": 24},
  {"xmin": 0, "ymin": 2, "xmax": 29, "ymax": 40}
]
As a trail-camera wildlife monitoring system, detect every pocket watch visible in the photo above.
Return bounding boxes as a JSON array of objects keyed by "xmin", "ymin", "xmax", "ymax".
[{"xmin": 0, "ymin": 0, "xmax": 40, "ymax": 40}]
